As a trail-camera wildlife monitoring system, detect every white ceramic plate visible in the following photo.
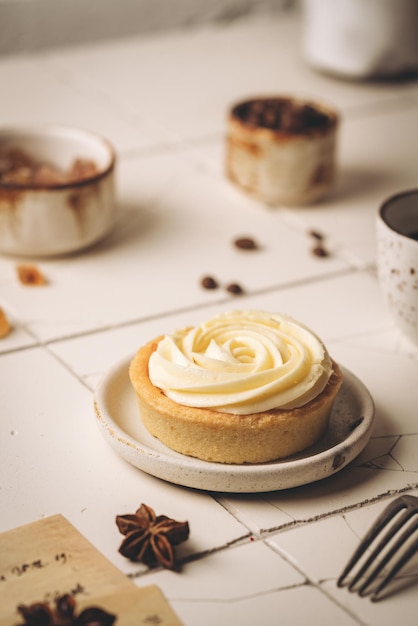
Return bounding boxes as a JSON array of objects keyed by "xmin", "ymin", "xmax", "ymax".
[{"xmin": 94, "ymin": 357, "xmax": 375, "ymax": 493}]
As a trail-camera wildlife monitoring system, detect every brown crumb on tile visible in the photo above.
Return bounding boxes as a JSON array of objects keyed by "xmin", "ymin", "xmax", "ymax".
[
  {"xmin": 308, "ymin": 229, "xmax": 325, "ymax": 241},
  {"xmin": 16, "ymin": 264, "xmax": 48, "ymax": 286},
  {"xmin": 0, "ymin": 308, "xmax": 12, "ymax": 338}
]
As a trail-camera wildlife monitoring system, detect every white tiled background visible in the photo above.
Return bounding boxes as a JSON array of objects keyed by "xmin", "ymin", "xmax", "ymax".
[
  {"xmin": 1, "ymin": 2, "xmax": 418, "ymax": 625},
  {"xmin": 0, "ymin": 0, "xmax": 292, "ymax": 55}
]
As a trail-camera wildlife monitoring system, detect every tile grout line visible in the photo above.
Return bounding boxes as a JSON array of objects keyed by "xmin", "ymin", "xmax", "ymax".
[
  {"xmin": 261, "ymin": 539, "xmax": 369, "ymax": 626},
  {"xmin": 0, "ymin": 265, "xmax": 359, "ymax": 357},
  {"xmin": 259, "ymin": 484, "xmax": 418, "ymax": 537}
]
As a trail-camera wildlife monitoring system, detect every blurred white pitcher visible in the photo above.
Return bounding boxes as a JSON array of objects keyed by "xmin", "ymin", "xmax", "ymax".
[
  {"xmin": 377, "ymin": 190, "xmax": 418, "ymax": 346},
  {"xmin": 302, "ymin": 0, "xmax": 418, "ymax": 79}
]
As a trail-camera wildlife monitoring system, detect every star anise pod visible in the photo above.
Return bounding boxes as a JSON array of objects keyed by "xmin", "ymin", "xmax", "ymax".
[
  {"xmin": 116, "ymin": 503, "xmax": 190, "ymax": 570},
  {"xmin": 16, "ymin": 594, "xmax": 116, "ymax": 626}
]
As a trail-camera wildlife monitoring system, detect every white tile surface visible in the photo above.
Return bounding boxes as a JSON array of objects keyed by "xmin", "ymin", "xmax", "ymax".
[
  {"xmin": 148, "ymin": 539, "xmax": 304, "ymax": 599},
  {"xmin": 219, "ymin": 466, "xmax": 418, "ymax": 535},
  {"xmin": 172, "ymin": 583, "xmax": 361, "ymax": 626},
  {"xmin": 44, "ymin": 13, "xmax": 418, "ymax": 139},
  {"xmin": 188, "ymin": 98, "xmax": 418, "ymax": 269},
  {"xmin": 281, "ymin": 102, "xmax": 418, "ymax": 267},
  {"xmin": 0, "ymin": 54, "xmax": 171, "ymax": 153},
  {"xmin": 0, "ymin": 149, "xmax": 350, "ymax": 343},
  {"xmin": 267, "ymin": 492, "xmax": 418, "ymax": 625},
  {"xmin": 0, "ymin": 0, "xmax": 292, "ymax": 55},
  {"xmin": 0, "ymin": 303, "xmax": 36, "ymax": 354},
  {"xmin": 1, "ymin": 7, "xmax": 418, "ymax": 625},
  {"xmin": 0, "ymin": 348, "xmax": 248, "ymax": 572}
]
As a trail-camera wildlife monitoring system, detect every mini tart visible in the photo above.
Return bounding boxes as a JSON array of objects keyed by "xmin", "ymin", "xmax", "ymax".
[
  {"xmin": 225, "ymin": 96, "xmax": 339, "ymax": 206},
  {"xmin": 129, "ymin": 337, "xmax": 343, "ymax": 465}
]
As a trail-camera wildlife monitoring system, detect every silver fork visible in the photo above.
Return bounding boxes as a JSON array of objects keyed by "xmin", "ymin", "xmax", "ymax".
[{"xmin": 337, "ymin": 494, "xmax": 418, "ymax": 601}]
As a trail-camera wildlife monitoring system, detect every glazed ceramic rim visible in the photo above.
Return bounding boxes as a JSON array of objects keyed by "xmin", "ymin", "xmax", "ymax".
[
  {"xmin": 0, "ymin": 124, "xmax": 116, "ymax": 190},
  {"xmin": 379, "ymin": 188, "xmax": 418, "ymax": 239},
  {"xmin": 229, "ymin": 94, "xmax": 339, "ymax": 135}
]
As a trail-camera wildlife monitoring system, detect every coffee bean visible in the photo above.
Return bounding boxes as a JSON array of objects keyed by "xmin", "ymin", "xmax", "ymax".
[
  {"xmin": 234, "ymin": 237, "xmax": 258, "ymax": 250},
  {"xmin": 201, "ymin": 276, "xmax": 219, "ymax": 289},
  {"xmin": 312, "ymin": 244, "xmax": 329, "ymax": 258},
  {"xmin": 226, "ymin": 283, "xmax": 244, "ymax": 295}
]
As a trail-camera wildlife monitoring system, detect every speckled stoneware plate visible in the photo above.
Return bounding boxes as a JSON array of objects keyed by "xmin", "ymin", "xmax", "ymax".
[{"xmin": 93, "ymin": 357, "xmax": 375, "ymax": 493}]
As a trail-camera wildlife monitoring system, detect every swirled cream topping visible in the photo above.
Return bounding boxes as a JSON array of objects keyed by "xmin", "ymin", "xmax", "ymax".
[{"xmin": 148, "ymin": 310, "xmax": 333, "ymax": 415}]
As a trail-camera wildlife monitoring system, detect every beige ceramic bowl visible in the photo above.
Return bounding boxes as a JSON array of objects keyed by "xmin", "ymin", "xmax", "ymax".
[
  {"xmin": 225, "ymin": 96, "xmax": 339, "ymax": 206},
  {"xmin": 0, "ymin": 125, "xmax": 116, "ymax": 256}
]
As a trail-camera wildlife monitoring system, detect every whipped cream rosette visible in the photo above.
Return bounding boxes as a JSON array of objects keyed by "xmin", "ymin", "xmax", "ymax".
[
  {"xmin": 129, "ymin": 310, "xmax": 342, "ymax": 464},
  {"xmin": 148, "ymin": 310, "xmax": 333, "ymax": 414}
]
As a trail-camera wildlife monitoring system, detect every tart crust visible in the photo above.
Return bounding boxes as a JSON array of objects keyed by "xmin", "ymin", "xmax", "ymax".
[{"xmin": 129, "ymin": 337, "xmax": 343, "ymax": 465}]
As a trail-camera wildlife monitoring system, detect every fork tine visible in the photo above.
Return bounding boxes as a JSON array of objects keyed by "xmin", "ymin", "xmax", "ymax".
[
  {"xmin": 337, "ymin": 497, "xmax": 410, "ymax": 588},
  {"xmin": 351, "ymin": 505, "xmax": 418, "ymax": 593},
  {"xmin": 357, "ymin": 514, "xmax": 418, "ymax": 596},
  {"xmin": 371, "ymin": 525, "xmax": 418, "ymax": 601}
]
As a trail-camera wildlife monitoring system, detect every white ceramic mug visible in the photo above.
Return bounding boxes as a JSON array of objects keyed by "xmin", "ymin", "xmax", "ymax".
[
  {"xmin": 377, "ymin": 190, "xmax": 418, "ymax": 346},
  {"xmin": 302, "ymin": 0, "xmax": 418, "ymax": 79}
]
